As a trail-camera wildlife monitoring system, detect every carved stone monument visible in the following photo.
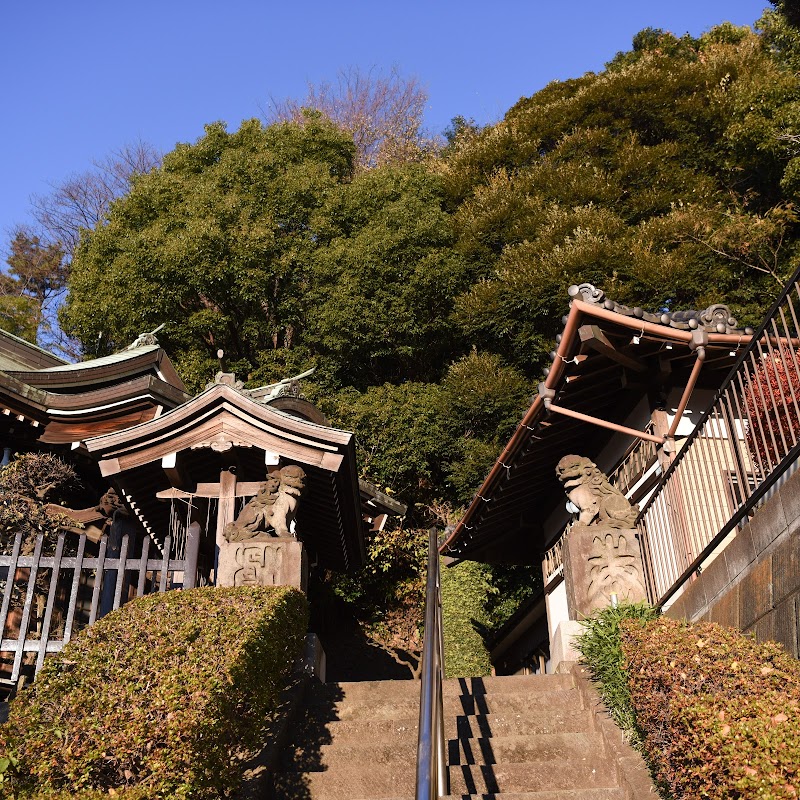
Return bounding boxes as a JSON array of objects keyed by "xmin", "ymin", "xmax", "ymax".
[
  {"xmin": 555, "ymin": 455, "xmax": 647, "ymax": 617},
  {"xmin": 217, "ymin": 537, "xmax": 308, "ymax": 591},
  {"xmin": 217, "ymin": 465, "xmax": 309, "ymax": 591}
]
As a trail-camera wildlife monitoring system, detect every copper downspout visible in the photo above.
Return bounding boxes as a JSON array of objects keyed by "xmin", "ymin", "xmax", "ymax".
[{"xmin": 666, "ymin": 345, "xmax": 706, "ymax": 440}]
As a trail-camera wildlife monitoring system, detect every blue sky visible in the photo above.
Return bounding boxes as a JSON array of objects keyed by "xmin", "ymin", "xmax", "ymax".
[{"xmin": 1, "ymin": 1, "xmax": 770, "ymax": 243}]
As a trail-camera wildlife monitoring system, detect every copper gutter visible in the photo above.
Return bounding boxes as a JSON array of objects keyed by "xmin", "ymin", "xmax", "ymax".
[{"xmin": 440, "ymin": 299, "xmax": 753, "ymax": 555}]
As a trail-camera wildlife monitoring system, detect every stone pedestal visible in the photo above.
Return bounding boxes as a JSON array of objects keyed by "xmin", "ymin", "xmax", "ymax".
[
  {"xmin": 550, "ymin": 620, "xmax": 584, "ymax": 672},
  {"xmin": 217, "ymin": 537, "xmax": 308, "ymax": 592},
  {"xmin": 563, "ymin": 524, "xmax": 647, "ymax": 618}
]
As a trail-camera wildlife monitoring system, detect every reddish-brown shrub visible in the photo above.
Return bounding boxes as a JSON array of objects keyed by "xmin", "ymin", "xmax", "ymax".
[
  {"xmin": 621, "ymin": 617, "xmax": 800, "ymax": 799},
  {"xmin": 744, "ymin": 354, "xmax": 800, "ymax": 470}
]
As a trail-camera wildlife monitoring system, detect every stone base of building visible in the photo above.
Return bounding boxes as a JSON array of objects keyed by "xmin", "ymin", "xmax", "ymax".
[{"xmin": 217, "ymin": 537, "xmax": 308, "ymax": 591}]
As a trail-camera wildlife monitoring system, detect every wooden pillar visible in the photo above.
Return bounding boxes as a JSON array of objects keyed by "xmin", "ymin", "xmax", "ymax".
[{"xmin": 213, "ymin": 468, "xmax": 238, "ymax": 580}]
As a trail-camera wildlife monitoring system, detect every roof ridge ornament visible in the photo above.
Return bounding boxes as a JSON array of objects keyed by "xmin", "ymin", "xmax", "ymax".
[
  {"xmin": 567, "ymin": 283, "xmax": 753, "ymax": 335},
  {"xmin": 124, "ymin": 323, "xmax": 165, "ymax": 350},
  {"xmin": 247, "ymin": 367, "xmax": 316, "ymax": 403},
  {"xmin": 211, "ymin": 371, "xmax": 245, "ymax": 390}
]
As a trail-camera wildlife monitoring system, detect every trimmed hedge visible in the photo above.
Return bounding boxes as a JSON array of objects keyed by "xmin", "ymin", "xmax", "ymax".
[
  {"xmin": 441, "ymin": 559, "xmax": 492, "ymax": 678},
  {"xmin": 1, "ymin": 586, "xmax": 309, "ymax": 799},
  {"xmin": 621, "ymin": 617, "xmax": 800, "ymax": 799}
]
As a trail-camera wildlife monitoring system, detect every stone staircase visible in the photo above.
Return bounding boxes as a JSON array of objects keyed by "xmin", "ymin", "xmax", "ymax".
[{"xmin": 272, "ymin": 667, "xmax": 655, "ymax": 799}]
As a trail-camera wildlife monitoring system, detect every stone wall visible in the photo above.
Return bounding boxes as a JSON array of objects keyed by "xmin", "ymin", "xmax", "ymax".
[{"xmin": 665, "ymin": 463, "xmax": 800, "ymax": 658}]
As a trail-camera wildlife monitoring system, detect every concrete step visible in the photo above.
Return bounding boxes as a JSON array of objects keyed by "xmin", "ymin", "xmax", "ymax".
[
  {"xmin": 439, "ymin": 792, "xmax": 625, "ymax": 800},
  {"xmin": 448, "ymin": 732, "xmax": 607, "ymax": 766},
  {"xmin": 285, "ymin": 730, "xmax": 607, "ymax": 772},
  {"xmin": 453, "ymin": 707, "xmax": 595, "ymax": 738},
  {"xmin": 443, "ymin": 673, "xmax": 576, "ymax": 695},
  {"xmin": 305, "ymin": 674, "xmax": 575, "ymax": 707},
  {"xmin": 289, "ymin": 703, "xmax": 595, "ymax": 751},
  {"xmin": 288, "ymin": 715, "xmax": 419, "ymax": 747},
  {"xmin": 274, "ymin": 762, "xmax": 415, "ymax": 799},
  {"xmin": 282, "ymin": 735, "xmax": 417, "ymax": 771},
  {"xmin": 303, "ymin": 688, "xmax": 583, "ymax": 722},
  {"xmin": 449, "ymin": 758, "xmax": 618, "ymax": 795}
]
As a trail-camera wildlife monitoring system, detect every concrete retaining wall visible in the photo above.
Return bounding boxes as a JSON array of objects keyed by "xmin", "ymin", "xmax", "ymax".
[{"xmin": 665, "ymin": 463, "xmax": 800, "ymax": 658}]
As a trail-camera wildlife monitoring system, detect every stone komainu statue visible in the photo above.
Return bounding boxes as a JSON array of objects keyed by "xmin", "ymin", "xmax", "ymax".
[
  {"xmin": 224, "ymin": 465, "xmax": 307, "ymax": 541},
  {"xmin": 555, "ymin": 455, "xmax": 639, "ymax": 529}
]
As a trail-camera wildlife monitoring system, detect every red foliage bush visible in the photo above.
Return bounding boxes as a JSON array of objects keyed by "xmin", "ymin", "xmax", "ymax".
[
  {"xmin": 620, "ymin": 617, "xmax": 800, "ymax": 799},
  {"xmin": 744, "ymin": 354, "xmax": 800, "ymax": 470}
]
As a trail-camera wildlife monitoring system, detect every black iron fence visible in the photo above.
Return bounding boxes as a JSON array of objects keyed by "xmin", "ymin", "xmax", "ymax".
[
  {"xmin": 0, "ymin": 526, "xmax": 200, "ymax": 690},
  {"xmin": 638, "ymin": 267, "xmax": 800, "ymax": 606}
]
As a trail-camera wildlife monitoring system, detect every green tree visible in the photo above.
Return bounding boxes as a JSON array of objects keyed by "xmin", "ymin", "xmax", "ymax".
[
  {"xmin": 441, "ymin": 23, "xmax": 800, "ymax": 378},
  {"xmin": 61, "ymin": 117, "xmax": 356, "ymax": 390},
  {"xmin": 306, "ymin": 165, "xmax": 472, "ymax": 388},
  {"xmin": 1, "ymin": 230, "xmax": 66, "ymax": 343}
]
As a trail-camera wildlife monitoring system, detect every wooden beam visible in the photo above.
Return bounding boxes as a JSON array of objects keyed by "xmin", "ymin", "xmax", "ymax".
[
  {"xmin": 579, "ymin": 325, "xmax": 647, "ymax": 372},
  {"xmin": 161, "ymin": 452, "xmax": 190, "ymax": 490}
]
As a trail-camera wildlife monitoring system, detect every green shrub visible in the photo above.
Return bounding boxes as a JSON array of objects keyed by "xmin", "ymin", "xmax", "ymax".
[
  {"xmin": 1, "ymin": 586, "xmax": 308, "ymax": 799},
  {"xmin": 441, "ymin": 559, "xmax": 492, "ymax": 678},
  {"xmin": 621, "ymin": 617, "xmax": 800, "ymax": 799},
  {"xmin": 575, "ymin": 602, "xmax": 659, "ymax": 740}
]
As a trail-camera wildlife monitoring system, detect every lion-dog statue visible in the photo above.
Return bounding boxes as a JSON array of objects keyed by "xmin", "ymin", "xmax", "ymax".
[
  {"xmin": 555, "ymin": 455, "xmax": 639, "ymax": 528},
  {"xmin": 224, "ymin": 465, "xmax": 307, "ymax": 541}
]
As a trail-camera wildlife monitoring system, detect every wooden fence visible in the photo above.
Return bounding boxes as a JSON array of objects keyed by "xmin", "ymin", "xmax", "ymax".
[{"xmin": 0, "ymin": 525, "xmax": 200, "ymax": 689}]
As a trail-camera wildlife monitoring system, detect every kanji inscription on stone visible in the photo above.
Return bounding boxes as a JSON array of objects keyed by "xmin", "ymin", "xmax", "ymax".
[{"xmin": 233, "ymin": 542, "xmax": 285, "ymax": 586}]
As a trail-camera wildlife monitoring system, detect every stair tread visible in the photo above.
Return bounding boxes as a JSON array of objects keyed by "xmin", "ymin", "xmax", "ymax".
[
  {"xmin": 439, "ymin": 792, "xmax": 625, "ymax": 800},
  {"xmin": 301, "ymin": 691, "xmax": 584, "ymax": 721},
  {"xmin": 449, "ymin": 759, "xmax": 619, "ymax": 794},
  {"xmin": 283, "ymin": 732, "xmax": 608, "ymax": 771},
  {"xmin": 448, "ymin": 732, "xmax": 607, "ymax": 766},
  {"xmin": 307, "ymin": 680, "xmax": 579, "ymax": 701},
  {"xmin": 312, "ymin": 673, "xmax": 573, "ymax": 696},
  {"xmin": 288, "ymin": 704, "xmax": 595, "ymax": 748}
]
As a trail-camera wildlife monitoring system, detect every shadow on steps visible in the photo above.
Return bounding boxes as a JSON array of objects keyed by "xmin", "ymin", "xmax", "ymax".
[{"xmin": 309, "ymin": 580, "xmax": 418, "ymax": 682}]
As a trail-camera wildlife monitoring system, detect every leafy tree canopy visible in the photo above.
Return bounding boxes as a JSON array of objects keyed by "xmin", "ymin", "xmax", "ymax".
[{"xmin": 441, "ymin": 23, "xmax": 800, "ymax": 378}]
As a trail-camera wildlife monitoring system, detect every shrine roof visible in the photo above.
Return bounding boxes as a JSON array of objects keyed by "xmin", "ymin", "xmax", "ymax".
[
  {"xmin": 83, "ymin": 383, "xmax": 366, "ymax": 572},
  {"xmin": 0, "ymin": 330, "xmax": 67, "ymax": 371},
  {"xmin": 0, "ymin": 338, "xmax": 189, "ymax": 445},
  {"xmin": 442, "ymin": 283, "xmax": 755, "ymax": 564},
  {"xmin": 4, "ymin": 344, "xmax": 186, "ymax": 393}
]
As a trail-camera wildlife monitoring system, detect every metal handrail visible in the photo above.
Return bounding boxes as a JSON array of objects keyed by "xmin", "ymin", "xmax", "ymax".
[{"xmin": 415, "ymin": 527, "xmax": 448, "ymax": 800}]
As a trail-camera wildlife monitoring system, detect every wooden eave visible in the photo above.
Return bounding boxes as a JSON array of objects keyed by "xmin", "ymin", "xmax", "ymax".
[
  {"xmin": 443, "ymin": 298, "xmax": 752, "ymax": 564},
  {"xmin": 83, "ymin": 384, "xmax": 366, "ymax": 572},
  {"xmin": 44, "ymin": 375, "xmax": 188, "ymax": 413},
  {"xmin": 5, "ymin": 346, "xmax": 186, "ymax": 394},
  {"xmin": 0, "ymin": 372, "xmax": 49, "ymax": 425},
  {"xmin": 0, "ymin": 330, "xmax": 67, "ymax": 371}
]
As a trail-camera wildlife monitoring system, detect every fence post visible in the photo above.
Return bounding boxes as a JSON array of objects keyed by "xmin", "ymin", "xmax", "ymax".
[
  {"xmin": 100, "ymin": 515, "xmax": 123, "ymax": 618},
  {"xmin": 183, "ymin": 522, "xmax": 200, "ymax": 589}
]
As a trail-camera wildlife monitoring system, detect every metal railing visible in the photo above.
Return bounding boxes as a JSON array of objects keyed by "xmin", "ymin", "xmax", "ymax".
[
  {"xmin": 415, "ymin": 527, "xmax": 448, "ymax": 800},
  {"xmin": 609, "ymin": 424, "xmax": 659, "ymax": 498},
  {"xmin": 0, "ymin": 525, "xmax": 200, "ymax": 689},
  {"xmin": 638, "ymin": 267, "xmax": 800, "ymax": 606}
]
